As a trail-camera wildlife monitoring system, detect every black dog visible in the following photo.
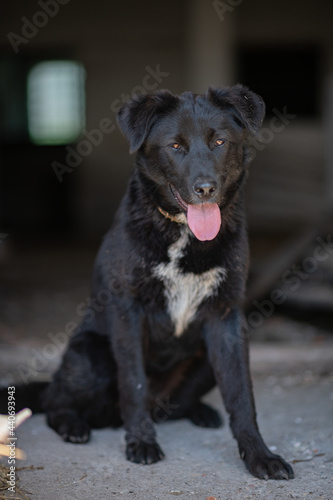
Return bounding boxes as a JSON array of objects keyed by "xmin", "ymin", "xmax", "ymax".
[{"xmin": 16, "ymin": 85, "xmax": 294, "ymax": 479}]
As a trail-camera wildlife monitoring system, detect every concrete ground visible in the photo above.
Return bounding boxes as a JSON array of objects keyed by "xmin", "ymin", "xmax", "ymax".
[
  {"xmin": 0, "ymin": 335, "xmax": 332, "ymax": 499},
  {"xmin": 0, "ymin": 244, "xmax": 332, "ymax": 499}
]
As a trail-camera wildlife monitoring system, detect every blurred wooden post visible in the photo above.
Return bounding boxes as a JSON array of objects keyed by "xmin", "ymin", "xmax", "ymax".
[{"xmin": 185, "ymin": 0, "xmax": 236, "ymax": 92}]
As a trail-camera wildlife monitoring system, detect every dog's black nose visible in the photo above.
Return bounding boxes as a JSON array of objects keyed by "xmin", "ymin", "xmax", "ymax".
[{"xmin": 193, "ymin": 179, "xmax": 217, "ymax": 200}]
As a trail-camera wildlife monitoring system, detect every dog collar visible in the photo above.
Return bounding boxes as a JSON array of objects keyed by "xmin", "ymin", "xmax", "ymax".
[{"xmin": 158, "ymin": 207, "xmax": 186, "ymax": 224}]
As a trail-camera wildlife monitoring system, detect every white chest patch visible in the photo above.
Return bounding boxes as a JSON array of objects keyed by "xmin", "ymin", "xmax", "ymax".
[{"xmin": 152, "ymin": 228, "xmax": 227, "ymax": 337}]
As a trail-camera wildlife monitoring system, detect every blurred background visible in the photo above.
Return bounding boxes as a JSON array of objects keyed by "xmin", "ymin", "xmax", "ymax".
[{"xmin": 0, "ymin": 0, "xmax": 333, "ymax": 382}]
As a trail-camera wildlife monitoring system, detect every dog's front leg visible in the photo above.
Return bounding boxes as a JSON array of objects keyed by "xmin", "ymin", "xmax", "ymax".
[
  {"xmin": 111, "ymin": 305, "xmax": 165, "ymax": 465},
  {"xmin": 205, "ymin": 307, "xmax": 294, "ymax": 480}
]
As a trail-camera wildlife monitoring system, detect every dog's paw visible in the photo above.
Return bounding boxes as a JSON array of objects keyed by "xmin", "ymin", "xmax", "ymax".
[
  {"xmin": 243, "ymin": 452, "xmax": 294, "ymax": 480},
  {"xmin": 58, "ymin": 420, "xmax": 91, "ymax": 444},
  {"xmin": 187, "ymin": 402, "xmax": 223, "ymax": 428},
  {"xmin": 126, "ymin": 438, "xmax": 165, "ymax": 465}
]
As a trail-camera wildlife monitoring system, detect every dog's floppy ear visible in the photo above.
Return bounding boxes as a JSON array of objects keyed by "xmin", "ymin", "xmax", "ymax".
[
  {"xmin": 117, "ymin": 90, "xmax": 179, "ymax": 153},
  {"xmin": 208, "ymin": 84, "xmax": 265, "ymax": 135}
]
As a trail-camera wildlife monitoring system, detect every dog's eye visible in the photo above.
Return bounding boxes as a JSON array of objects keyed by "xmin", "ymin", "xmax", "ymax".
[
  {"xmin": 215, "ymin": 139, "xmax": 225, "ymax": 147},
  {"xmin": 170, "ymin": 143, "xmax": 181, "ymax": 150}
]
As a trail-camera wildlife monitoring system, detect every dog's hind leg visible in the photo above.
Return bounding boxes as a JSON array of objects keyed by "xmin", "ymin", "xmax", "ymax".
[
  {"xmin": 151, "ymin": 355, "xmax": 222, "ymax": 428},
  {"xmin": 46, "ymin": 408, "xmax": 91, "ymax": 443},
  {"xmin": 44, "ymin": 331, "xmax": 121, "ymax": 443}
]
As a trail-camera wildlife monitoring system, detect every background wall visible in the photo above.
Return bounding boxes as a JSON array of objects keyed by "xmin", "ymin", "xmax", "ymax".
[{"xmin": 0, "ymin": 0, "xmax": 332, "ymax": 241}]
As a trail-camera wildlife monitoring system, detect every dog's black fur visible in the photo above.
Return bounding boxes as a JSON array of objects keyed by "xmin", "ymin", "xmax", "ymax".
[{"xmin": 4, "ymin": 85, "xmax": 294, "ymax": 479}]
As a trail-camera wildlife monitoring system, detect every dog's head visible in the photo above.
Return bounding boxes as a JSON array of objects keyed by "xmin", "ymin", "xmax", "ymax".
[{"xmin": 117, "ymin": 85, "xmax": 265, "ymax": 241}]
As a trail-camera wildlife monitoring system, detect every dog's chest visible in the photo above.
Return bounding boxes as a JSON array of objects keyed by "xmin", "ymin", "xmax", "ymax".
[{"xmin": 152, "ymin": 229, "xmax": 226, "ymax": 337}]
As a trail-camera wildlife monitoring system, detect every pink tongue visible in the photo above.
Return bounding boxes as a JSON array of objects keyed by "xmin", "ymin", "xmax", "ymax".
[{"xmin": 187, "ymin": 203, "xmax": 221, "ymax": 241}]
